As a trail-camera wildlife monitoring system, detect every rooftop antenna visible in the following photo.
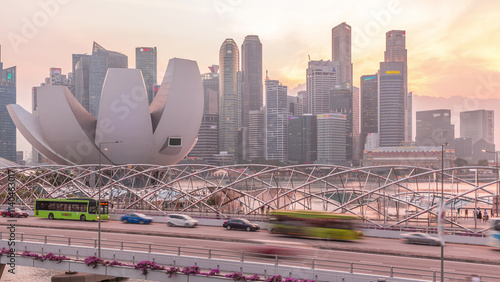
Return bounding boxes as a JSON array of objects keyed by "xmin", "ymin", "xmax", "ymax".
[
  {"xmin": 265, "ymin": 70, "xmax": 269, "ymax": 80},
  {"xmin": 308, "ymin": 55, "xmax": 311, "ymax": 62}
]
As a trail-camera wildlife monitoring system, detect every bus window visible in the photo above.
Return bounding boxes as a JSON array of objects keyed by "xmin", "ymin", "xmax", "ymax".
[
  {"xmin": 494, "ymin": 220, "xmax": 500, "ymax": 231},
  {"xmin": 100, "ymin": 205, "xmax": 108, "ymax": 214},
  {"xmin": 48, "ymin": 202, "xmax": 56, "ymax": 210},
  {"xmin": 89, "ymin": 205, "xmax": 96, "ymax": 214}
]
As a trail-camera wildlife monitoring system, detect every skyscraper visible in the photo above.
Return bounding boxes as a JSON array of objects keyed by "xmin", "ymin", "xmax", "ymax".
[
  {"xmin": 202, "ymin": 65, "xmax": 219, "ymax": 115},
  {"xmin": 188, "ymin": 66, "xmax": 220, "ymax": 164},
  {"xmin": 416, "ymin": 109, "xmax": 455, "ymax": 147},
  {"xmin": 218, "ymin": 39, "xmax": 239, "ymax": 163},
  {"xmin": 316, "ymin": 113, "xmax": 347, "ymax": 165},
  {"xmin": 330, "ymin": 85, "xmax": 354, "ymax": 163},
  {"xmin": 74, "ymin": 55, "xmax": 91, "ymax": 110},
  {"xmin": 360, "ymin": 74, "xmax": 378, "ymax": 150},
  {"xmin": 248, "ymin": 108, "xmax": 265, "ymax": 161},
  {"xmin": 332, "ymin": 22, "xmax": 352, "ymax": 89},
  {"xmin": 460, "ymin": 109, "xmax": 494, "ymax": 145},
  {"xmin": 385, "ymin": 30, "xmax": 411, "ymax": 142},
  {"xmin": 378, "ymin": 62, "xmax": 405, "ymax": 147},
  {"xmin": 265, "ymin": 78, "xmax": 288, "ymax": 162},
  {"xmin": 288, "ymin": 115, "xmax": 317, "ymax": 164},
  {"xmin": 306, "ymin": 60, "xmax": 340, "ymax": 115},
  {"xmin": 89, "ymin": 42, "xmax": 128, "ymax": 118},
  {"xmin": 0, "ymin": 45, "xmax": 17, "ymax": 161},
  {"xmin": 136, "ymin": 47, "xmax": 157, "ymax": 105},
  {"xmin": 241, "ymin": 35, "xmax": 263, "ymax": 129}
]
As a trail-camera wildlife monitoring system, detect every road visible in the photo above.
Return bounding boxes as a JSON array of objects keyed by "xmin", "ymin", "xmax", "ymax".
[{"xmin": 2, "ymin": 217, "xmax": 500, "ymax": 280}]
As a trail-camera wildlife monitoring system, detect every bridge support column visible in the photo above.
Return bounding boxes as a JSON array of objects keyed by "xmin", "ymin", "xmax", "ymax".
[
  {"xmin": 0, "ymin": 264, "xmax": 5, "ymax": 279},
  {"xmin": 51, "ymin": 271, "xmax": 118, "ymax": 282}
]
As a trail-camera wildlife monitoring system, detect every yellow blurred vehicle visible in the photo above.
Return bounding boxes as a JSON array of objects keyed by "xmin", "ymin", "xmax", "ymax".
[{"xmin": 269, "ymin": 210, "xmax": 363, "ymax": 240}]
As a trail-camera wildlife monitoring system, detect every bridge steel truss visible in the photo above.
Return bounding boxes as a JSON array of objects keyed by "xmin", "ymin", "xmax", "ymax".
[{"xmin": 1, "ymin": 164, "xmax": 499, "ymax": 232}]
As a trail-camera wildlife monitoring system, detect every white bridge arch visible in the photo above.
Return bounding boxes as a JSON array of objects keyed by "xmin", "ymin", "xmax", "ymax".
[{"xmin": 1, "ymin": 164, "xmax": 498, "ymax": 233}]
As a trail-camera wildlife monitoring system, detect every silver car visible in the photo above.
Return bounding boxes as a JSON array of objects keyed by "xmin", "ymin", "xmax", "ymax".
[
  {"xmin": 401, "ymin": 232, "xmax": 442, "ymax": 246},
  {"xmin": 166, "ymin": 214, "xmax": 199, "ymax": 227}
]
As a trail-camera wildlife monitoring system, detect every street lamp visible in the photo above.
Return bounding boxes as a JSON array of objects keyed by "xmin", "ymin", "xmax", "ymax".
[
  {"xmin": 98, "ymin": 140, "xmax": 122, "ymax": 258},
  {"xmin": 482, "ymin": 149, "xmax": 499, "ymax": 217},
  {"xmin": 440, "ymin": 142, "xmax": 448, "ymax": 282}
]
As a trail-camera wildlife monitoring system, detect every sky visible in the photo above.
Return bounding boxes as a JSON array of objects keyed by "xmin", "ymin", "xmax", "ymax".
[{"xmin": 1, "ymin": 0, "xmax": 500, "ymax": 155}]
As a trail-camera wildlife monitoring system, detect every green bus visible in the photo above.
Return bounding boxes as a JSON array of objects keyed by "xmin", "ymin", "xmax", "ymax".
[
  {"xmin": 269, "ymin": 210, "xmax": 363, "ymax": 240},
  {"xmin": 34, "ymin": 198, "xmax": 109, "ymax": 221}
]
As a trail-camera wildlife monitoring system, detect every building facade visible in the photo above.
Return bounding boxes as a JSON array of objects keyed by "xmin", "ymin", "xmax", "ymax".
[
  {"xmin": 265, "ymin": 79, "xmax": 288, "ymax": 162},
  {"xmin": 136, "ymin": 47, "xmax": 157, "ymax": 105},
  {"xmin": 385, "ymin": 30, "xmax": 410, "ymax": 142},
  {"xmin": 460, "ymin": 109, "xmax": 494, "ymax": 145},
  {"xmin": 288, "ymin": 115, "xmax": 317, "ymax": 164},
  {"xmin": 415, "ymin": 109, "xmax": 455, "ymax": 147},
  {"xmin": 248, "ymin": 108, "xmax": 265, "ymax": 160},
  {"xmin": 363, "ymin": 146, "xmax": 455, "ymax": 169},
  {"xmin": 218, "ymin": 39, "xmax": 240, "ymax": 163},
  {"xmin": 330, "ymin": 85, "xmax": 354, "ymax": 163},
  {"xmin": 316, "ymin": 113, "xmax": 346, "ymax": 165},
  {"xmin": 0, "ymin": 45, "xmax": 16, "ymax": 161},
  {"xmin": 241, "ymin": 35, "xmax": 263, "ymax": 129},
  {"xmin": 378, "ymin": 62, "xmax": 405, "ymax": 147},
  {"xmin": 306, "ymin": 60, "xmax": 340, "ymax": 115},
  {"xmin": 89, "ymin": 42, "xmax": 128, "ymax": 118},
  {"xmin": 360, "ymin": 74, "xmax": 378, "ymax": 151},
  {"xmin": 187, "ymin": 114, "xmax": 219, "ymax": 165},
  {"xmin": 73, "ymin": 55, "xmax": 91, "ymax": 110},
  {"xmin": 332, "ymin": 22, "xmax": 352, "ymax": 90}
]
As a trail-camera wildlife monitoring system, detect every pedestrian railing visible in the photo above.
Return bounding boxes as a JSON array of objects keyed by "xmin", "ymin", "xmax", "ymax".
[{"xmin": 2, "ymin": 232, "xmax": 498, "ymax": 282}]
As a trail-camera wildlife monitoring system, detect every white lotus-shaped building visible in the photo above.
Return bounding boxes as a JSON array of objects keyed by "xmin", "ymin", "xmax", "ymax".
[{"xmin": 7, "ymin": 58, "xmax": 204, "ymax": 165}]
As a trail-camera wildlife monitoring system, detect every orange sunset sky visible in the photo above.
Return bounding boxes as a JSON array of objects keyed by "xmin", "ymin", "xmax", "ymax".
[{"xmin": 1, "ymin": 0, "xmax": 499, "ymax": 153}]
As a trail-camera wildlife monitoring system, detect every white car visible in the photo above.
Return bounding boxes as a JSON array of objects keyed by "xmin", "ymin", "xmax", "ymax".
[
  {"xmin": 401, "ymin": 232, "xmax": 442, "ymax": 246},
  {"xmin": 166, "ymin": 214, "xmax": 198, "ymax": 227}
]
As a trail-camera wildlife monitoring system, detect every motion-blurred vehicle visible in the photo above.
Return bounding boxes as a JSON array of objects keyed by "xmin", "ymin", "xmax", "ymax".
[
  {"xmin": 401, "ymin": 232, "xmax": 441, "ymax": 246},
  {"xmin": 1, "ymin": 207, "xmax": 29, "ymax": 218},
  {"xmin": 223, "ymin": 218, "xmax": 260, "ymax": 231},
  {"xmin": 269, "ymin": 210, "xmax": 362, "ymax": 240},
  {"xmin": 487, "ymin": 217, "xmax": 500, "ymax": 248},
  {"xmin": 120, "ymin": 213, "xmax": 153, "ymax": 224},
  {"xmin": 245, "ymin": 240, "xmax": 310, "ymax": 258},
  {"xmin": 166, "ymin": 214, "xmax": 198, "ymax": 227}
]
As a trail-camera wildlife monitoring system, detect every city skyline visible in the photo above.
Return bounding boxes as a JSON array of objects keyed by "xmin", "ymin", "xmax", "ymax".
[{"xmin": 1, "ymin": 0, "xmax": 500, "ymax": 153}]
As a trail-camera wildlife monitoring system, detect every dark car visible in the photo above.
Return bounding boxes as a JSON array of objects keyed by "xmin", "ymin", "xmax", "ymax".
[
  {"xmin": 1, "ymin": 207, "xmax": 29, "ymax": 218},
  {"xmin": 120, "ymin": 213, "xmax": 153, "ymax": 224},
  {"xmin": 223, "ymin": 218, "xmax": 260, "ymax": 231}
]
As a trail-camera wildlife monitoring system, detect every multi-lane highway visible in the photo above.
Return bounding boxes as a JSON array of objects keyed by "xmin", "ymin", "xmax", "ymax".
[{"xmin": 2, "ymin": 216, "xmax": 500, "ymax": 280}]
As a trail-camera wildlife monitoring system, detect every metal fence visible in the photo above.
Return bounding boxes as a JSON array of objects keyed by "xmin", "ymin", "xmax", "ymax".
[{"xmin": 2, "ymin": 232, "xmax": 498, "ymax": 282}]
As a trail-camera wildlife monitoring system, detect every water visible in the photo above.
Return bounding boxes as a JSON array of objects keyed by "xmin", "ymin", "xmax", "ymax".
[{"xmin": 0, "ymin": 266, "xmax": 148, "ymax": 282}]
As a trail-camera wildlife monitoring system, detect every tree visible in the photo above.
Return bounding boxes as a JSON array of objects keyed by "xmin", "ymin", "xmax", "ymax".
[
  {"xmin": 477, "ymin": 159, "xmax": 489, "ymax": 166},
  {"xmin": 453, "ymin": 158, "xmax": 468, "ymax": 167}
]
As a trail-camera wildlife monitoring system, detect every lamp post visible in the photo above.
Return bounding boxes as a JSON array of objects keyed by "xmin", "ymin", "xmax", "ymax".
[
  {"xmin": 440, "ymin": 142, "xmax": 448, "ymax": 282},
  {"xmin": 98, "ymin": 140, "xmax": 122, "ymax": 258},
  {"xmin": 482, "ymin": 149, "xmax": 499, "ymax": 217}
]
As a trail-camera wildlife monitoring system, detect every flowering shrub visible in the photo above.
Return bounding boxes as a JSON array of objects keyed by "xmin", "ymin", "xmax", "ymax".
[
  {"xmin": 246, "ymin": 274, "xmax": 260, "ymax": 281},
  {"xmin": 0, "ymin": 248, "xmax": 12, "ymax": 255},
  {"xmin": 166, "ymin": 267, "xmax": 180, "ymax": 278},
  {"xmin": 134, "ymin": 260, "xmax": 165, "ymax": 275},
  {"xmin": 266, "ymin": 275, "xmax": 282, "ymax": 282},
  {"xmin": 200, "ymin": 268, "xmax": 221, "ymax": 276},
  {"xmin": 225, "ymin": 272, "xmax": 247, "ymax": 281},
  {"xmin": 16, "ymin": 250, "xmax": 316, "ymax": 281},
  {"xmin": 21, "ymin": 251, "xmax": 69, "ymax": 263},
  {"xmin": 181, "ymin": 265, "xmax": 201, "ymax": 275},
  {"xmin": 108, "ymin": 260, "xmax": 129, "ymax": 267},
  {"xmin": 83, "ymin": 256, "xmax": 107, "ymax": 269}
]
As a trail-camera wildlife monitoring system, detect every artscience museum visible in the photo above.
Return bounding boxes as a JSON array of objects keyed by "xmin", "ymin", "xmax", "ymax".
[{"xmin": 7, "ymin": 58, "xmax": 204, "ymax": 166}]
